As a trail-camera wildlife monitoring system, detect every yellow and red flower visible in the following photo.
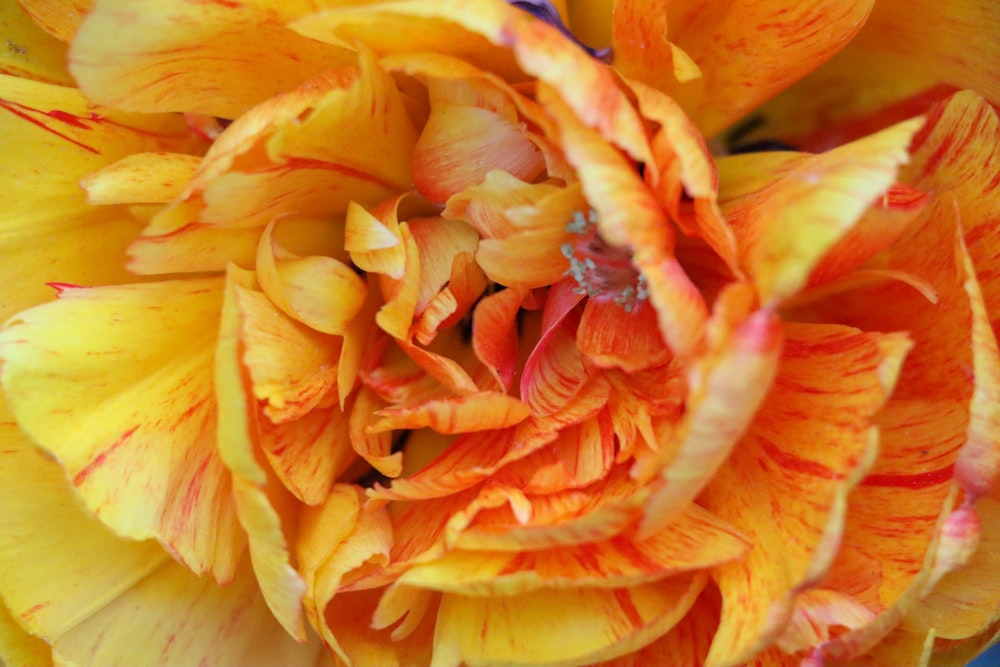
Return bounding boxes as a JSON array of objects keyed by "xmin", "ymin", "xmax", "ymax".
[{"xmin": 1, "ymin": 1, "xmax": 999, "ymax": 666}]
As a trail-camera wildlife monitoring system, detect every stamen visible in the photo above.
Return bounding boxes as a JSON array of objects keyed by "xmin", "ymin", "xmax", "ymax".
[{"xmin": 562, "ymin": 209, "xmax": 647, "ymax": 312}]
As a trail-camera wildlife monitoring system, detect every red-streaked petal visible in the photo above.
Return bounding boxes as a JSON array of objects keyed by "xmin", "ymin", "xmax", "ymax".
[
  {"xmin": 701, "ymin": 324, "xmax": 910, "ymax": 665},
  {"xmin": 0, "ymin": 279, "xmax": 243, "ymax": 581},
  {"xmin": 69, "ymin": 0, "xmax": 354, "ymax": 116},
  {"xmin": 370, "ymin": 391, "xmax": 530, "ymax": 435},
  {"xmin": 81, "ymin": 151, "xmax": 201, "ymax": 205},
  {"xmin": 577, "ymin": 299, "xmax": 672, "ymax": 372},
  {"xmin": 637, "ymin": 309, "xmax": 783, "ymax": 537},
  {"xmin": 431, "ymin": 574, "xmax": 706, "ymax": 667},
  {"xmin": 720, "ymin": 118, "xmax": 923, "ymax": 306}
]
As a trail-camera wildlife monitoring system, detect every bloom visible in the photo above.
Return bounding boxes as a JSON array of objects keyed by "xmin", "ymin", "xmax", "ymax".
[{"xmin": 0, "ymin": 0, "xmax": 999, "ymax": 666}]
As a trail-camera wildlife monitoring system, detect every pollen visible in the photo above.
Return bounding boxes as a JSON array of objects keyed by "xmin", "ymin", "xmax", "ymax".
[{"xmin": 562, "ymin": 210, "xmax": 648, "ymax": 312}]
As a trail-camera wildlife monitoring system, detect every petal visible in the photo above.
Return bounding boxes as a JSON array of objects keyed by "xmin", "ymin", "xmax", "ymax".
[
  {"xmin": 0, "ymin": 1, "xmax": 72, "ymax": 84},
  {"xmin": 128, "ymin": 221, "xmax": 263, "ymax": 275},
  {"xmin": 902, "ymin": 498, "xmax": 1000, "ymax": 640},
  {"xmin": 397, "ymin": 504, "xmax": 746, "ymax": 595},
  {"xmin": 345, "ymin": 197, "xmax": 407, "ymax": 280},
  {"xmin": 431, "ymin": 574, "xmax": 706, "ymax": 667},
  {"xmin": 0, "ymin": 401, "xmax": 319, "ymax": 667},
  {"xmin": 408, "ymin": 217, "xmax": 481, "ymax": 313},
  {"xmin": 81, "ymin": 151, "xmax": 202, "ymax": 205},
  {"xmin": 69, "ymin": 0, "xmax": 354, "ymax": 116},
  {"xmin": 443, "ymin": 170, "xmax": 561, "ymax": 240},
  {"xmin": 412, "ymin": 95, "xmax": 545, "ymax": 204},
  {"xmin": 520, "ymin": 281, "xmax": 588, "ymax": 416},
  {"xmin": 0, "ymin": 403, "xmax": 167, "ymax": 641},
  {"xmin": 0, "ymin": 602, "xmax": 52, "ymax": 667},
  {"xmin": 577, "ymin": 299, "xmax": 671, "ymax": 372},
  {"xmin": 257, "ymin": 221, "xmax": 368, "ymax": 336},
  {"xmin": 0, "ymin": 74, "xmax": 196, "ymax": 322},
  {"xmin": 16, "ymin": 0, "xmax": 90, "ymax": 42},
  {"xmin": 790, "ymin": 192, "xmax": 998, "ymax": 659},
  {"xmin": 295, "ymin": 485, "xmax": 394, "ymax": 665},
  {"xmin": 0, "ymin": 279, "xmax": 244, "ymax": 581},
  {"xmin": 637, "ymin": 308, "xmax": 783, "ymax": 537},
  {"xmin": 370, "ymin": 421, "xmax": 558, "ymax": 502},
  {"xmin": 720, "ymin": 118, "xmax": 924, "ymax": 306},
  {"xmin": 472, "ymin": 285, "xmax": 528, "ymax": 391},
  {"xmin": 700, "ymin": 323, "xmax": 910, "ymax": 665},
  {"xmin": 648, "ymin": 0, "xmax": 876, "ymax": 138},
  {"xmin": 370, "ymin": 391, "xmax": 530, "ymax": 434},
  {"xmin": 625, "ymin": 78, "xmax": 739, "ymax": 275},
  {"xmin": 215, "ymin": 269, "xmax": 311, "ymax": 638},
  {"xmin": 899, "ymin": 91, "xmax": 1000, "ymax": 500}
]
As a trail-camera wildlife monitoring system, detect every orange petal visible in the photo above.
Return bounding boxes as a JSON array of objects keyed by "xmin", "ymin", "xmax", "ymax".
[
  {"xmin": 69, "ymin": 0, "xmax": 354, "ymax": 116},
  {"xmin": 345, "ymin": 197, "xmax": 407, "ymax": 280},
  {"xmin": 790, "ymin": 192, "xmax": 998, "ymax": 659},
  {"xmin": 0, "ymin": 1, "xmax": 72, "ymax": 84},
  {"xmin": 626, "ymin": 78, "xmax": 739, "ymax": 275},
  {"xmin": 370, "ymin": 391, "xmax": 530, "ymax": 435},
  {"xmin": 490, "ymin": 411, "xmax": 615, "ymax": 494},
  {"xmin": 637, "ymin": 309, "xmax": 783, "ymax": 537},
  {"xmin": 577, "ymin": 298, "xmax": 672, "ymax": 372},
  {"xmin": 653, "ymin": 0, "xmax": 876, "ymax": 138},
  {"xmin": 700, "ymin": 323, "xmax": 910, "ymax": 665},
  {"xmin": 0, "ymin": 279, "xmax": 244, "ymax": 581},
  {"xmin": 408, "ymin": 217, "xmax": 481, "ymax": 313},
  {"xmin": 0, "ymin": 74, "xmax": 196, "ymax": 322},
  {"xmin": 446, "ymin": 466, "xmax": 649, "ymax": 552},
  {"xmin": 472, "ymin": 285, "xmax": 527, "ymax": 391},
  {"xmin": 443, "ymin": 170, "xmax": 562, "ymax": 239},
  {"xmin": 370, "ymin": 421, "xmax": 558, "ymax": 502},
  {"xmin": 900, "ymin": 91, "xmax": 1000, "ymax": 501},
  {"xmin": 520, "ymin": 281, "xmax": 588, "ymax": 415},
  {"xmin": 431, "ymin": 574, "xmax": 706, "ymax": 667}
]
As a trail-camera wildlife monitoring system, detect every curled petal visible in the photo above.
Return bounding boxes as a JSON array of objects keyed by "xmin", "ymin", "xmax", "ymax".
[{"xmin": 370, "ymin": 392, "xmax": 530, "ymax": 435}]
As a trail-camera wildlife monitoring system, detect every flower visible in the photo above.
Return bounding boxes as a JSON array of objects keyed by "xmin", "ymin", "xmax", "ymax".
[{"xmin": 0, "ymin": 1, "xmax": 998, "ymax": 666}]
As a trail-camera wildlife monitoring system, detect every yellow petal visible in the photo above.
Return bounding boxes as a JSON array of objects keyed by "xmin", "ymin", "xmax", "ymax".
[
  {"xmin": 17, "ymin": 0, "xmax": 90, "ymax": 42},
  {"xmin": 296, "ymin": 485, "xmax": 394, "ymax": 666},
  {"xmin": 69, "ymin": 0, "xmax": 354, "ymax": 116},
  {"xmin": 1, "ymin": 279, "xmax": 244, "ymax": 581},
  {"xmin": 431, "ymin": 574, "xmax": 706, "ymax": 667},
  {"xmin": 0, "ymin": 0, "xmax": 72, "ymax": 84},
  {"xmin": 0, "ymin": 602, "xmax": 52, "ymax": 667},
  {"xmin": 81, "ymin": 151, "xmax": 202, "ymax": 205},
  {"xmin": 0, "ymin": 401, "xmax": 167, "ymax": 640},
  {"xmin": 720, "ymin": 117, "xmax": 924, "ymax": 305},
  {"xmin": 0, "ymin": 403, "xmax": 319, "ymax": 666},
  {"xmin": 0, "ymin": 74, "xmax": 195, "ymax": 322},
  {"xmin": 257, "ymin": 221, "xmax": 367, "ymax": 336}
]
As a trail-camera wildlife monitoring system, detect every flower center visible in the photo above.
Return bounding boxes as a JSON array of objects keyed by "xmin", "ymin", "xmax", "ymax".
[{"xmin": 561, "ymin": 210, "xmax": 648, "ymax": 312}]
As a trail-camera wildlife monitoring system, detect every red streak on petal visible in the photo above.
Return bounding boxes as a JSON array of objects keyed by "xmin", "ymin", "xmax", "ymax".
[
  {"xmin": 47, "ymin": 282, "xmax": 84, "ymax": 294},
  {"xmin": 612, "ymin": 588, "xmax": 644, "ymax": 628},
  {"xmin": 760, "ymin": 439, "xmax": 842, "ymax": 480},
  {"xmin": 0, "ymin": 100, "xmax": 100, "ymax": 154},
  {"xmin": 23, "ymin": 602, "xmax": 49, "ymax": 620},
  {"xmin": 861, "ymin": 465, "xmax": 955, "ymax": 489},
  {"xmin": 45, "ymin": 109, "xmax": 90, "ymax": 129},
  {"xmin": 73, "ymin": 426, "xmax": 140, "ymax": 486},
  {"xmin": 267, "ymin": 156, "xmax": 398, "ymax": 191}
]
